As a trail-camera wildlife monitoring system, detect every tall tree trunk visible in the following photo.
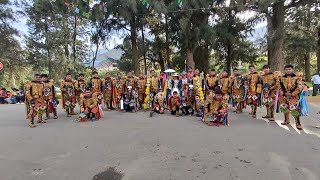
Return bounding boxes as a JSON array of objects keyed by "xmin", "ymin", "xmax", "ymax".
[
  {"xmin": 226, "ymin": 43, "xmax": 232, "ymax": 75},
  {"xmin": 159, "ymin": 52, "xmax": 165, "ymax": 72},
  {"xmin": 226, "ymin": 0, "xmax": 234, "ymax": 75},
  {"xmin": 11, "ymin": 73, "xmax": 16, "ymax": 88},
  {"xmin": 130, "ymin": 15, "xmax": 140, "ymax": 76},
  {"xmin": 269, "ymin": 1, "xmax": 285, "ymax": 71},
  {"xmin": 203, "ymin": 44, "xmax": 210, "ymax": 74},
  {"xmin": 165, "ymin": 15, "xmax": 171, "ymax": 68},
  {"xmin": 73, "ymin": 15, "xmax": 77, "ymax": 72},
  {"xmin": 141, "ymin": 22, "xmax": 147, "ymax": 75},
  {"xmin": 63, "ymin": 18, "xmax": 70, "ymax": 61},
  {"xmin": 317, "ymin": 27, "xmax": 320, "ymax": 73},
  {"xmin": 186, "ymin": 48, "xmax": 195, "ymax": 70},
  {"xmin": 64, "ymin": 44, "xmax": 69, "ymax": 60},
  {"xmin": 203, "ymin": 14, "xmax": 210, "ymax": 74},
  {"xmin": 267, "ymin": 15, "xmax": 273, "ymax": 65},
  {"xmin": 304, "ymin": 52, "xmax": 311, "ymax": 82},
  {"xmin": 92, "ymin": 41, "xmax": 99, "ymax": 71},
  {"xmin": 143, "ymin": 53, "xmax": 147, "ymax": 74},
  {"xmin": 47, "ymin": 49, "xmax": 51, "ymax": 76},
  {"xmin": 44, "ymin": 19, "xmax": 51, "ymax": 76}
]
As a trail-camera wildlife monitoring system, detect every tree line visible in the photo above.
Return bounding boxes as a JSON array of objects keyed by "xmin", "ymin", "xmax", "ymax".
[{"xmin": 0, "ymin": 0, "xmax": 319, "ymax": 89}]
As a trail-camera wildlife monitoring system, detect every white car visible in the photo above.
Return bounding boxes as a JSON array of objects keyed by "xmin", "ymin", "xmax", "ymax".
[{"xmin": 55, "ymin": 87, "xmax": 61, "ymax": 98}]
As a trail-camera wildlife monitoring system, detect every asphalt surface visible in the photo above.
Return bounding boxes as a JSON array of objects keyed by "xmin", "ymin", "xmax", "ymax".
[{"xmin": 0, "ymin": 103, "xmax": 320, "ymax": 180}]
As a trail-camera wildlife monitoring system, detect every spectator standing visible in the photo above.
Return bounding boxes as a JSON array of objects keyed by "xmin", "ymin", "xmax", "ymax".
[
  {"xmin": 187, "ymin": 67, "xmax": 194, "ymax": 80},
  {"xmin": 159, "ymin": 71, "xmax": 167, "ymax": 90},
  {"xmin": 311, "ymin": 72, "xmax": 320, "ymax": 96},
  {"xmin": 302, "ymin": 79, "xmax": 310, "ymax": 96}
]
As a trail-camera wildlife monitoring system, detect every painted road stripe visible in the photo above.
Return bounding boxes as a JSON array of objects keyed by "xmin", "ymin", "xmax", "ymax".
[{"xmin": 273, "ymin": 119, "xmax": 290, "ymax": 131}]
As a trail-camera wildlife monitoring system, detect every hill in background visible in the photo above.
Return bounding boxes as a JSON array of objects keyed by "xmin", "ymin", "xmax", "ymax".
[
  {"xmin": 89, "ymin": 48, "xmax": 124, "ymax": 70},
  {"xmin": 90, "ymin": 25, "xmax": 266, "ymax": 70}
]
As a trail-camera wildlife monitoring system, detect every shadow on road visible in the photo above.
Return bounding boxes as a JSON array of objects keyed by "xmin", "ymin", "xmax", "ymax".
[{"xmin": 93, "ymin": 167, "xmax": 123, "ymax": 180}]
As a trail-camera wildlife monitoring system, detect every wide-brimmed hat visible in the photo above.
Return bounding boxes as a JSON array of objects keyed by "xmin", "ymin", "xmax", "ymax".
[
  {"xmin": 181, "ymin": 71, "xmax": 187, "ymax": 75},
  {"xmin": 172, "ymin": 73, "xmax": 179, "ymax": 77}
]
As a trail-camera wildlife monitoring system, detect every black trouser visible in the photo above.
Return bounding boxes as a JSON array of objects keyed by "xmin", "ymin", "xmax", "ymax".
[
  {"xmin": 312, "ymin": 84, "xmax": 320, "ymax": 96},
  {"xmin": 0, "ymin": 97, "xmax": 5, "ymax": 104},
  {"xmin": 170, "ymin": 105, "xmax": 180, "ymax": 115},
  {"xmin": 171, "ymin": 110, "xmax": 177, "ymax": 115},
  {"xmin": 196, "ymin": 110, "xmax": 203, "ymax": 117},
  {"xmin": 18, "ymin": 95, "xmax": 25, "ymax": 102},
  {"xmin": 181, "ymin": 106, "xmax": 194, "ymax": 115}
]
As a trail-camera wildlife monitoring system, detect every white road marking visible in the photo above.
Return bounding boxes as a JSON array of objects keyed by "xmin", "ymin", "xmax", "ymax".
[
  {"xmin": 304, "ymin": 128, "xmax": 320, "ymax": 138},
  {"xmin": 257, "ymin": 117, "xmax": 269, "ymax": 123},
  {"xmin": 290, "ymin": 123, "xmax": 301, "ymax": 134},
  {"xmin": 242, "ymin": 106, "xmax": 320, "ymax": 137},
  {"xmin": 301, "ymin": 167, "xmax": 319, "ymax": 180},
  {"xmin": 309, "ymin": 102, "xmax": 318, "ymax": 108},
  {"xmin": 274, "ymin": 119, "xmax": 290, "ymax": 131}
]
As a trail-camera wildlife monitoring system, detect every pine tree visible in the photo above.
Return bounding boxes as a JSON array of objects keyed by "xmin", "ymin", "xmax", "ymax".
[
  {"xmin": 0, "ymin": 0, "xmax": 28, "ymax": 88},
  {"xmin": 211, "ymin": 0, "xmax": 258, "ymax": 74},
  {"xmin": 250, "ymin": 0, "xmax": 314, "ymax": 71},
  {"xmin": 103, "ymin": 0, "xmax": 149, "ymax": 75},
  {"xmin": 25, "ymin": 0, "xmax": 90, "ymax": 78},
  {"xmin": 285, "ymin": 1, "xmax": 318, "ymax": 81}
]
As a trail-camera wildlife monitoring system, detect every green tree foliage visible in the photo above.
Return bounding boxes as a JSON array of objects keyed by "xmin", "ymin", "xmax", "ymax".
[
  {"xmin": 88, "ymin": 2, "xmax": 113, "ymax": 70},
  {"xmin": 285, "ymin": 2, "xmax": 319, "ymax": 81},
  {"xmin": 212, "ymin": 0, "xmax": 259, "ymax": 74},
  {"xmin": 2, "ymin": 0, "xmax": 320, "ymax": 88},
  {"xmin": 25, "ymin": 0, "xmax": 90, "ymax": 80},
  {"xmin": 0, "ymin": 0, "xmax": 29, "ymax": 89}
]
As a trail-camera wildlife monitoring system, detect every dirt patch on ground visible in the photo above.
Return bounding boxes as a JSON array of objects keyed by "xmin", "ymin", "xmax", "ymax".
[{"xmin": 92, "ymin": 167, "xmax": 123, "ymax": 180}]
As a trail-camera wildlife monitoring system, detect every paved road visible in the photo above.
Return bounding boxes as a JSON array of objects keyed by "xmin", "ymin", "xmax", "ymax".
[{"xmin": 0, "ymin": 104, "xmax": 320, "ymax": 180}]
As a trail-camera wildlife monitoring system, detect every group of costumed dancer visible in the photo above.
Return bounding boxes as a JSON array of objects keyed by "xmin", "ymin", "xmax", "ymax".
[{"xmin": 24, "ymin": 64, "xmax": 308, "ymax": 130}]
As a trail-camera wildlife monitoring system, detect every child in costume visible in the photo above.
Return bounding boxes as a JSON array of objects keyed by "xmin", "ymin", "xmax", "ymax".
[
  {"xmin": 205, "ymin": 69, "xmax": 219, "ymax": 95},
  {"xmin": 260, "ymin": 65, "xmax": 281, "ymax": 121},
  {"xmin": 104, "ymin": 72, "xmax": 113, "ymax": 111},
  {"xmin": 243, "ymin": 65, "xmax": 261, "ymax": 118},
  {"xmin": 300, "ymin": 78, "xmax": 309, "ymax": 118},
  {"xmin": 230, "ymin": 68, "xmax": 245, "ymax": 114},
  {"xmin": 78, "ymin": 88, "xmax": 100, "ymax": 122},
  {"xmin": 278, "ymin": 65, "xmax": 303, "ymax": 130},
  {"xmin": 148, "ymin": 69, "xmax": 161, "ymax": 106},
  {"xmin": 60, "ymin": 74, "xmax": 77, "ymax": 117},
  {"xmin": 180, "ymin": 84, "xmax": 195, "ymax": 116},
  {"xmin": 41, "ymin": 74, "xmax": 58, "ymax": 120},
  {"xmin": 194, "ymin": 94, "xmax": 204, "ymax": 118},
  {"xmin": 168, "ymin": 90, "xmax": 182, "ymax": 117},
  {"xmin": 180, "ymin": 96, "xmax": 193, "ymax": 116},
  {"xmin": 181, "ymin": 72, "xmax": 190, "ymax": 87},
  {"xmin": 137, "ymin": 72, "xmax": 146, "ymax": 110},
  {"xmin": 150, "ymin": 88, "xmax": 166, "ymax": 117},
  {"xmin": 204, "ymin": 90, "xmax": 228, "ymax": 126},
  {"xmin": 123, "ymin": 86, "xmax": 137, "ymax": 112},
  {"xmin": 25, "ymin": 74, "xmax": 47, "ymax": 127},
  {"xmin": 112, "ymin": 72, "xmax": 125, "ymax": 111},
  {"xmin": 75, "ymin": 73, "xmax": 87, "ymax": 105}
]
